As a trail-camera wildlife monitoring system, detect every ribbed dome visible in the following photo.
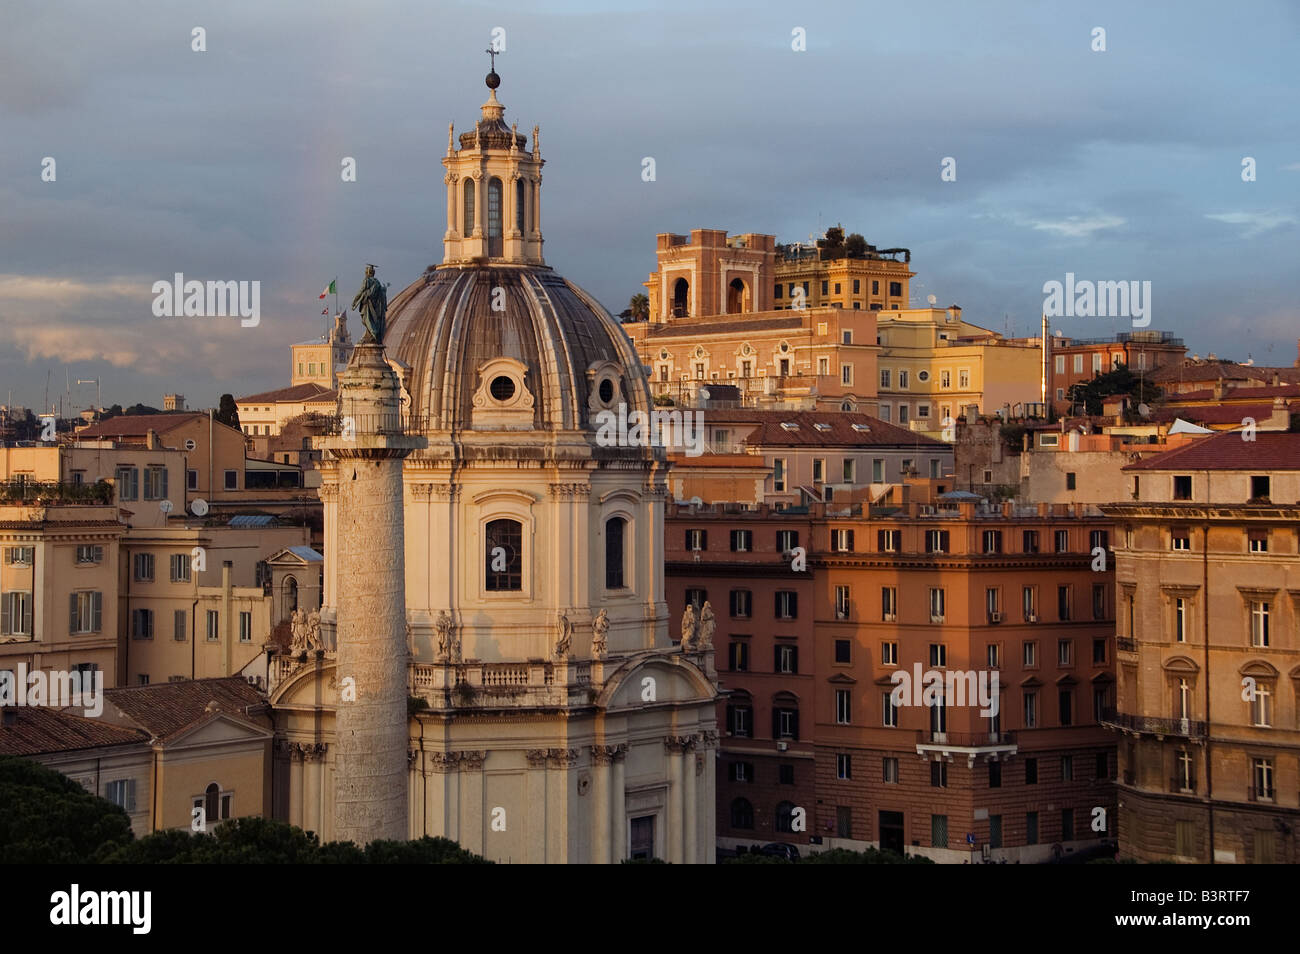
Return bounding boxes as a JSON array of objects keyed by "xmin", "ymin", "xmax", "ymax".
[{"xmin": 382, "ymin": 264, "xmax": 653, "ymax": 434}]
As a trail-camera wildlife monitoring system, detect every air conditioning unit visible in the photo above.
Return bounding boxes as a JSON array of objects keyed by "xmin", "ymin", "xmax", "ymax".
[
  {"xmin": 883, "ymin": 613, "xmax": 897, "ymax": 622},
  {"xmin": 776, "ymin": 741, "xmax": 788, "ymax": 752},
  {"xmin": 1027, "ymin": 613, "xmax": 1038, "ymax": 623},
  {"xmin": 989, "ymin": 612, "xmax": 1002, "ymax": 623},
  {"xmin": 835, "ymin": 610, "xmax": 849, "ymax": 620}
]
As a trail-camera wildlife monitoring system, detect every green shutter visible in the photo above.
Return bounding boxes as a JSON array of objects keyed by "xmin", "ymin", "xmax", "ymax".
[
  {"xmin": 69, "ymin": 592, "xmax": 78, "ymax": 633},
  {"xmin": 1, "ymin": 594, "xmax": 9, "ymax": 635},
  {"xmin": 92, "ymin": 592, "xmax": 102, "ymax": 632}
]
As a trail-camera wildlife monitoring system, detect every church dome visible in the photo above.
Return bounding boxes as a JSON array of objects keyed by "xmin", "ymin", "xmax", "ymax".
[{"xmin": 383, "ymin": 264, "xmax": 652, "ymax": 433}]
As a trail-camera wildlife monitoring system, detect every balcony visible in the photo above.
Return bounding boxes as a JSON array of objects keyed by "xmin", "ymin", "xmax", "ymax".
[
  {"xmin": 1116, "ymin": 636, "xmax": 1137, "ymax": 653},
  {"xmin": 915, "ymin": 730, "xmax": 1017, "ymax": 765},
  {"xmin": 1100, "ymin": 708, "xmax": 1206, "ymax": 740}
]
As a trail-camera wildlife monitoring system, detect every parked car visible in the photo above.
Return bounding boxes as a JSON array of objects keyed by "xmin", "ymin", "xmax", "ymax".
[{"xmin": 760, "ymin": 842, "xmax": 801, "ymax": 861}]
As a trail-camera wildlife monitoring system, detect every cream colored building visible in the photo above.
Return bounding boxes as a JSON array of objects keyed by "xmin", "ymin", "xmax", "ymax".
[
  {"xmin": 290, "ymin": 311, "xmax": 354, "ymax": 390},
  {"xmin": 1101, "ymin": 431, "xmax": 1300, "ymax": 863},
  {"xmin": 268, "ymin": 69, "xmax": 719, "ymax": 862}
]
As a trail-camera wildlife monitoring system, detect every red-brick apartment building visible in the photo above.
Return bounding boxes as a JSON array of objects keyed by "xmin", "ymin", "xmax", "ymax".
[{"xmin": 667, "ymin": 496, "xmax": 1118, "ymax": 862}]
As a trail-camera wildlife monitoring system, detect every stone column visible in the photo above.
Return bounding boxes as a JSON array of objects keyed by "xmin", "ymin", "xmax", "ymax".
[
  {"xmin": 664, "ymin": 736, "xmax": 686, "ymax": 864},
  {"xmin": 317, "ymin": 343, "xmax": 426, "ymax": 846},
  {"xmin": 683, "ymin": 738, "xmax": 698, "ymax": 863},
  {"xmin": 611, "ymin": 746, "xmax": 627, "ymax": 862},
  {"xmin": 591, "ymin": 745, "xmax": 621, "ymax": 864}
]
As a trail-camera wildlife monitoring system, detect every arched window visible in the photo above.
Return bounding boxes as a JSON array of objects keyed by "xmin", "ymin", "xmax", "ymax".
[
  {"xmin": 205, "ymin": 783, "xmax": 219, "ymax": 823},
  {"xmin": 516, "ymin": 178, "xmax": 526, "ymax": 232},
  {"xmin": 731, "ymin": 797, "xmax": 754, "ymax": 830},
  {"xmin": 775, "ymin": 800, "xmax": 796, "ymax": 833},
  {"xmin": 285, "ymin": 577, "xmax": 298, "ymax": 613},
  {"xmin": 487, "ymin": 177, "xmax": 503, "ymax": 257},
  {"xmin": 605, "ymin": 516, "xmax": 626, "ymax": 589},
  {"xmin": 486, "ymin": 518, "xmax": 522, "ymax": 591},
  {"xmin": 727, "ymin": 278, "xmax": 747, "ymax": 314},
  {"xmin": 672, "ymin": 278, "xmax": 689, "ymax": 318},
  {"xmin": 463, "ymin": 178, "xmax": 475, "ymax": 235}
]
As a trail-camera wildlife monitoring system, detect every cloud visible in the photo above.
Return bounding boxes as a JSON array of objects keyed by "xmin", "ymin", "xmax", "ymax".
[
  {"xmin": 1028, "ymin": 215, "xmax": 1127, "ymax": 238},
  {"xmin": 1204, "ymin": 211, "xmax": 1297, "ymax": 237}
]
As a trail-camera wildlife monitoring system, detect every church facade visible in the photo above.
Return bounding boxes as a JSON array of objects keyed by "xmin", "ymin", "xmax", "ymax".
[{"xmin": 268, "ymin": 67, "xmax": 720, "ymax": 863}]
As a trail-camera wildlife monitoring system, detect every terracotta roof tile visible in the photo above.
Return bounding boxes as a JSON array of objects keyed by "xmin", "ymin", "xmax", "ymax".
[
  {"xmin": 1125, "ymin": 432, "xmax": 1300, "ymax": 471},
  {"xmin": 77, "ymin": 413, "xmax": 205, "ymax": 437},
  {"xmin": 0, "ymin": 707, "xmax": 147, "ymax": 756},
  {"xmin": 105, "ymin": 676, "xmax": 268, "ymax": 742},
  {"xmin": 236, "ymin": 383, "xmax": 332, "ymax": 404}
]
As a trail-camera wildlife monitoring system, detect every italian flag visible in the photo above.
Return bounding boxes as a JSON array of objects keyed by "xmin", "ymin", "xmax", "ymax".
[{"xmin": 319, "ymin": 279, "xmax": 336, "ymax": 298}]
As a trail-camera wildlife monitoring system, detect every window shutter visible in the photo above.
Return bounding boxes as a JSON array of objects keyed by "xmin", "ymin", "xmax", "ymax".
[
  {"xmin": 1, "ymin": 594, "xmax": 10, "ymax": 635},
  {"xmin": 846, "ymin": 529, "xmax": 855, "ymax": 551},
  {"xmin": 725, "ymin": 705, "xmax": 735, "ymax": 735},
  {"xmin": 92, "ymin": 592, "xmax": 102, "ymax": 632},
  {"xmin": 790, "ymin": 646, "xmax": 799, "ymax": 673},
  {"xmin": 791, "ymin": 710, "xmax": 800, "ymax": 741},
  {"xmin": 729, "ymin": 591, "xmax": 738, "ymax": 616},
  {"xmin": 941, "ymin": 530, "xmax": 950, "ymax": 551},
  {"xmin": 69, "ymin": 593, "xmax": 78, "ymax": 633},
  {"xmin": 772, "ymin": 708, "xmax": 781, "ymax": 739},
  {"xmin": 126, "ymin": 779, "xmax": 137, "ymax": 813},
  {"xmin": 773, "ymin": 645, "xmax": 782, "ymax": 672},
  {"xmin": 877, "ymin": 529, "xmax": 886, "ymax": 551},
  {"xmin": 789, "ymin": 593, "xmax": 798, "ymax": 617},
  {"xmin": 160, "ymin": 467, "xmax": 168, "ymax": 499}
]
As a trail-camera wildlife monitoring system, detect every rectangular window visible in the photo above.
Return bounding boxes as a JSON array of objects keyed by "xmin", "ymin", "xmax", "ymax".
[
  {"xmin": 1022, "ymin": 586, "xmax": 1038, "ymax": 621},
  {"xmin": 871, "ymin": 458, "xmax": 884, "ymax": 482},
  {"xmin": 1092, "ymin": 637, "xmax": 1107, "ymax": 664},
  {"xmin": 70, "ymin": 591, "xmax": 103, "ymax": 633},
  {"xmin": 1173, "ymin": 475, "xmax": 1192, "ymax": 500},
  {"xmin": 727, "ymin": 641, "xmax": 749, "ymax": 672},
  {"xmin": 776, "ymin": 643, "xmax": 798, "ymax": 674},
  {"xmin": 930, "ymin": 762, "xmax": 948, "ymax": 788},
  {"xmin": 170, "ymin": 553, "xmax": 190, "ymax": 583},
  {"xmin": 685, "ymin": 588, "xmax": 707, "ymax": 609},
  {"xmin": 133, "ymin": 552, "xmax": 155, "ymax": 582},
  {"xmin": 929, "ymin": 643, "xmax": 947, "ymax": 667},
  {"xmin": 1250, "ymin": 601, "xmax": 1270, "ymax": 648},
  {"xmin": 772, "ymin": 460, "xmax": 786, "ymax": 493},
  {"xmin": 1096, "ymin": 752, "xmax": 1109, "ymax": 779},
  {"xmin": 729, "ymin": 589, "xmax": 752, "ymax": 618},
  {"xmin": 1055, "ymin": 355, "xmax": 1065, "ymax": 374},
  {"xmin": 1250, "ymin": 475, "xmax": 1270, "ymax": 501},
  {"xmin": 76, "ymin": 545, "xmax": 103, "ymax": 565},
  {"xmin": 774, "ymin": 591, "xmax": 797, "ymax": 619},
  {"xmin": 105, "ymin": 779, "xmax": 136, "ymax": 812},
  {"xmin": 925, "ymin": 529, "xmax": 949, "ymax": 553},
  {"xmin": 989, "ymin": 760, "xmax": 1002, "ymax": 788},
  {"xmin": 239, "ymin": 611, "xmax": 252, "ymax": 643},
  {"xmin": 834, "ymin": 639, "xmax": 851, "ymax": 663},
  {"xmin": 206, "ymin": 609, "xmax": 219, "ymax": 641},
  {"xmin": 883, "ymin": 757, "xmax": 898, "ymax": 782},
  {"xmin": 812, "ymin": 458, "xmax": 825, "ymax": 482},
  {"xmin": 1073, "ymin": 355, "xmax": 1084, "ymax": 374},
  {"xmin": 0, "ymin": 591, "xmax": 33, "ymax": 636},
  {"xmin": 1025, "ymin": 757, "xmax": 1038, "ymax": 785},
  {"xmin": 836, "ymin": 689, "xmax": 851, "ymax": 725},
  {"xmin": 1250, "ymin": 684, "xmax": 1271, "ymax": 726},
  {"xmin": 115, "ymin": 466, "xmax": 139, "ymax": 501},
  {"xmin": 940, "ymin": 369, "xmax": 951, "ymax": 389},
  {"xmin": 131, "ymin": 608, "xmax": 153, "ymax": 640},
  {"xmin": 931, "ymin": 814, "xmax": 948, "ymax": 848},
  {"xmin": 174, "ymin": 609, "xmax": 187, "ymax": 642},
  {"xmin": 1057, "ymin": 586, "xmax": 1072, "ymax": 621},
  {"xmin": 187, "ymin": 469, "xmax": 198, "ymax": 491},
  {"xmin": 958, "ymin": 369, "xmax": 970, "ymax": 389},
  {"xmin": 836, "ymin": 753, "xmax": 852, "ymax": 780},
  {"xmin": 878, "ymin": 529, "xmax": 900, "ymax": 553},
  {"xmin": 729, "ymin": 529, "xmax": 753, "ymax": 552},
  {"xmin": 686, "ymin": 529, "xmax": 706, "ymax": 551},
  {"xmin": 898, "ymin": 370, "xmax": 909, "ymax": 389},
  {"xmin": 1171, "ymin": 528, "xmax": 1190, "ymax": 551},
  {"xmin": 989, "ymin": 815, "xmax": 1003, "ymax": 849},
  {"xmin": 1093, "ymin": 584, "xmax": 1107, "ymax": 620},
  {"xmin": 881, "ymin": 641, "xmax": 898, "ymax": 665},
  {"xmin": 1248, "ymin": 529, "xmax": 1268, "ymax": 553},
  {"xmin": 1058, "ymin": 690, "xmax": 1073, "ymax": 726},
  {"xmin": 834, "ymin": 584, "xmax": 851, "ymax": 619},
  {"xmin": 224, "ymin": 470, "xmax": 238, "ymax": 491},
  {"xmin": 1057, "ymin": 638, "xmax": 1073, "ymax": 666},
  {"xmin": 1175, "ymin": 821, "xmax": 1196, "ymax": 857},
  {"xmin": 987, "ymin": 643, "xmax": 1000, "ymax": 668},
  {"xmin": 776, "ymin": 529, "xmax": 798, "ymax": 553},
  {"xmin": 1022, "ymin": 530, "xmax": 1039, "ymax": 553},
  {"xmin": 880, "ymin": 369, "xmax": 891, "ymax": 389},
  {"xmin": 836, "ymin": 806, "xmax": 852, "ymax": 838},
  {"xmin": 143, "ymin": 466, "xmax": 168, "ymax": 501},
  {"xmin": 928, "ymin": 588, "xmax": 945, "ymax": 623},
  {"xmin": 4, "ymin": 546, "xmax": 34, "ymax": 566},
  {"xmin": 842, "ymin": 458, "xmax": 855, "ymax": 483},
  {"xmin": 841, "ymin": 364, "xmax": 853, "ymax": 386},
  {"xmin": 728, "ymin": 705, "xmax": 751, "ymax": 738},
  {"xmin": 1024, "ymin": 691, "xmax": 1038, "ymax": 728},
  {"xmin": 1061, "ymin": 808, "xmax": 1075, "ymax": 841},
  {"xmin": 1023, "ymin": 640, "xmax": 1038, "ymax": 667},
  {"xmin": 983, "ymin": 530, "xmax": 1003, "ymax": 554},
  {"xmin": 1026, "ymin": 811, "xmax": 1039, "ymax": 845},
  {"xmin": 1062, "ymin": 754, "xmax": 1074, "ymax": 781},
  {"xmin": 889, "ymin": 281, "xmax": 902, "ymax": 297},
  {"xmin": 883, "ymin": 692, "xmax": 898, "ymax": 727},
  {"xmin": 832, "ymin": 528, "xmax": 855, "ymax": 553}
]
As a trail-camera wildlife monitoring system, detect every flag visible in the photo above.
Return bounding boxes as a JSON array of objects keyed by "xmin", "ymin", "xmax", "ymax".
[{"xmin": 318, "ymin": 279, "xmax": 336, "ymax": 299}]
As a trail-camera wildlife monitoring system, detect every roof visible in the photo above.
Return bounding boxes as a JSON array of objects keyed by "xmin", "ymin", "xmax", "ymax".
[
  {"xmin": 700, "ymin": 409, "xmax": 947, "ymax": 448},
  {"xmin": 236, "ymin": 383, "xmax": 331, "ymax": 404},
  {"xmin": 0, "ymin": 707, "xmax": 148, "ymax": 756},
  {"xmin": 1125, "ymin": 431, "xmax": 1300, "ymax": 472},
  {"xmin": 228, "ymin": 514, "xmax": 276, "ymax": 527},
  {"xmin": 1164, "ymin": 385, "xmax": 1300, "ymax": 402},
  {"xmin": 641, "ymin": 316, "xmax": 806, "ymax": 339},
  {"xmin": 275, "ymin": 545, "xmax": 323, "ymax": 563},
  {"xmin": 76, "ymin": 412, "xmax": 206, "ymax": 438},
  {"xmin": 104, "ymin": 677, "xmax": 268, "ymax": 743},
  {"xmin": 1147, "ymin": 403, "xmax": 1273, "ymax": 425},
  {"xmin": 1147, "ymin": 362, "xmax": 1300, "ymax": 385}
]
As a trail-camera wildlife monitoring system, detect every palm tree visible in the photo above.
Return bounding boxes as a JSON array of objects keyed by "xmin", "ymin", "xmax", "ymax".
[{"xmin": 628, "ymin": 293, "xmax": 649, "ymax": 321}]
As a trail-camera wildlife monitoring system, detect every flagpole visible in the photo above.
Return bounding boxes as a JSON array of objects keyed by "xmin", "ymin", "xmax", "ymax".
[{"xmin": 333, "ymin": 277, "xmax": 339, "ymax": 321}]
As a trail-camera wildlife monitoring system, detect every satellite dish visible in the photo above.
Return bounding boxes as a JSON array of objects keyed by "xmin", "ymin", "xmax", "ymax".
[
  {"xmin": 191, "ymin": 498, "xmax": 209, "ymax": 516},
  {"xmin": 1053, "ymin": 330, "xmax": 1063, "ymax": 338},
  {"xmin": 690, "ymin": 496, "xmax": 703, "ymax": 508},
  {"xmin": 1137, "ymin": 403, "xmax": 1151, "ymax": 418},
  {"xmin": 158, "ymin": 499, "xmax": 173, "ymax": 514},
  {"xmin": 927, "ymin": 294, "xmax": 937, "ymax": 306}
]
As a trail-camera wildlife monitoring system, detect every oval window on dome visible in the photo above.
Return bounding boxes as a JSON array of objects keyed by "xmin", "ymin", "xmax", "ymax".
[
  {"xmin": 599, "ymin": 378, "xmax": 616, "ymax": 404},
  {"xmin": 490, "ymin": 375, "xmax": 516, "ymax": 402}
]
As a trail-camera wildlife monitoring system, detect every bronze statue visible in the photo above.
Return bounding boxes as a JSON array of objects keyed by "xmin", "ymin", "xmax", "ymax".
[{"xmin": 351, "ymin": 264, "xmax": 387, "ymax": 343}]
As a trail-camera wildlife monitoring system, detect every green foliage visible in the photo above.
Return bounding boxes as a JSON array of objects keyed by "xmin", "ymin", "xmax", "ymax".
[
  {"xmin": 816, "ymin": 225, "xmax": 846, "ymax": 259},
  {"xmin": 123, "ymin": 404, "xmax": 162, "ymax": 416},
  {"xmin": 653, "ymin": 394, "xmax": 676, "ymax": 407},
  {"xmin": 215, "ymin": 394, "xmax": 241, "ymax": 430},
  {"xmin": 408, "ymin": 695, "xmax": 430, "ymax": 715},
  {"xmin": 628, "ymin": 293, "xmax": 649, "ymax": 320},
  {"xmin": 998, "ymin": 422, "xmax": 1028, "ymax": 455},
  {"xmin": 844, "ymin": 233, "xmax": 868, "ymax": 258},
  {"xmin": 1066, "ymin": 365, "xmax": 1162, "ymax": 416},
  {"xmin": 621, "ymin": 856, "xmax": 668, "ymax": 863},
  {"xmin": 802, "ymin": 847, "xmax": 933, "ymax": 864},
  {"xmin": 0, "ymin": 756, "xmax": 134, "ymax": 863},
  {"xmin": 0, "ymin": 479, "xmax": 114, "ymax": 504}
]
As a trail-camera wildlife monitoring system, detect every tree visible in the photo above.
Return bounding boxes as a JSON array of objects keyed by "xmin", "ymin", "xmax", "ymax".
[
  {"xmin": 0, "ymin": 756, "xmax": 134, "ymax": 863},
  {"xmin": 215, "ymin": 394, "xmax": 241, "ymax": 430},
  {"xmin": 844, "ymin": 233, "xmax": 868, "ymax": 258},
  {"xmin": 1066, "ymin": 366, "xmax": 1162, "ymax": 417},
  {"xmin": 816, "ymin": 226, "xmax": 846, "ymax": 260},
  {"xmin": 628, "ymin": 293, "xmax": 649, "ymax": 321}
]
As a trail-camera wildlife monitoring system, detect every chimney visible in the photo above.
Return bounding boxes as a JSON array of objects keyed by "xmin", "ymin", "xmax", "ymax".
[{"xmin": 1213, "ymin": 379, "xmax": 1228, "ymax": 401}]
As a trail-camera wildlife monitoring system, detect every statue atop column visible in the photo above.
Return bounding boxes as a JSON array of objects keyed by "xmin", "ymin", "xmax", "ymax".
[
  {"xmin": 351, "ymin": 264, "xmax": 388, "ymax": 344},
  {"xmin": 698, "ymin": 601, "xmax": 715, "ymax": 651},
  {"xmin": 680, "ymin": 603, "xmax": 698, "ymax": 651},
  {"xmin": 555, "ymin": 610, "xmax": 573, "ymax": 658}
]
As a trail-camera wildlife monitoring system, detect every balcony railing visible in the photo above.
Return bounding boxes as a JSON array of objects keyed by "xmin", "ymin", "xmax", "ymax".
[
  {"xmin": 916, "ymin": 730, "xmax": 1016, "ymax": 748},
  {"xmin": 1116, "ymin": 636, "xmax": 1137, "ymax": 653},
  {"xmin": 1100, "ymin": 708, "xmax": 1206, "ymax": 739}
]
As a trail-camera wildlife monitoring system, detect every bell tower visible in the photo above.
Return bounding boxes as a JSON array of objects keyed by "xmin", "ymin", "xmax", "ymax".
[{"xmin": 442, "ymin": 57, "xmax": 545, "ymax": 266}]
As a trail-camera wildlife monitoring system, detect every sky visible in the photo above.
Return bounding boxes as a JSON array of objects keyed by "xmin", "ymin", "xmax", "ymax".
[{"xmin": 1, "ymin": 0, "xmax": 1297, "ymax": 413}]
